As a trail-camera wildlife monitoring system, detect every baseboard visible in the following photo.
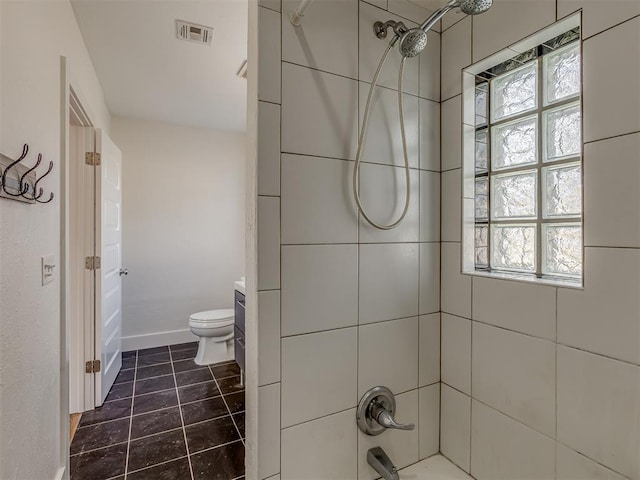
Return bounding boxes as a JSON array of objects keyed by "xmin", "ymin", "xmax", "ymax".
[
  {"xmin": 122, "ymin": 328, "xmax": 198, "ymax": 351},
  {"xmin": 54, "ymin": 466, "xmax": 66, "ymax": 480}
]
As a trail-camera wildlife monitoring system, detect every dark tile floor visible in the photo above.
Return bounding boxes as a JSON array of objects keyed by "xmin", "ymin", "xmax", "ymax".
[{"xmin": 70, "ymin": 342, "xmax": 245, "ymax": 480}]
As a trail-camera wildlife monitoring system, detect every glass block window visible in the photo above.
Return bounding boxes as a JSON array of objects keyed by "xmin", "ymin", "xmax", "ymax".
[{"xmin": 472, "ymin": 36, "xmax": 582, "ymax": 282}]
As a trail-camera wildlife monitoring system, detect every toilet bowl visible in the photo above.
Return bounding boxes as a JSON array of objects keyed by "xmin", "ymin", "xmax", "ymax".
[{"xmin": 188, "ymin": 309, "xmax": 235, "ymax": 366}]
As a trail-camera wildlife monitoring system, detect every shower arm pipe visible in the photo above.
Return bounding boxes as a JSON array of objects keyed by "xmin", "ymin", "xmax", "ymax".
[
  {"xmin": 419, "ymin": 0, "xmax": 459, "ymax": 32},
  {"xmin": 289, "ymin": 0, "xmax": 314, "ymax": 26}
]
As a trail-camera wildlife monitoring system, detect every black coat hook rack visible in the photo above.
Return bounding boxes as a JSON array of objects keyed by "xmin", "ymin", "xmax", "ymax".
[{"xmin": 0, "ymin": 144, "xmax": 54, "ymax": 204}]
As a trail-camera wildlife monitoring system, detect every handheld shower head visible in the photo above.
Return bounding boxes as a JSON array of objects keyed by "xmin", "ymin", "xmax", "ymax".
[
  {"xmin": 398, "ymin": 28, "xmax": 428, "ymax": 58},
  {"xmin": 375, "ymin": 0, "xmax": 493, "ymax": 58},
  {"xmin": 458, "ymin": 0, "xmax": 493, "ymax": 15}
]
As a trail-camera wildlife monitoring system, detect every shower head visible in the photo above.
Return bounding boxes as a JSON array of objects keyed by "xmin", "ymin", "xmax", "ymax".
[
  {"xmin": 458, "ymin": 0, "xmax": 493, "ymax": 15},
  {"xmin": 395, "ymin": 0, "xmax": 492, "ymax": 57},
  {"xmin": 398, "ymin": 28, "xmax": 428, "ymax": 58}
]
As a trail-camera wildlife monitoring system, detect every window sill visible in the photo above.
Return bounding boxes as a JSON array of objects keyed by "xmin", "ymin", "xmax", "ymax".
[{"xmin": 462, "ymin": 268, "xmax": 584, "ymax": 290}]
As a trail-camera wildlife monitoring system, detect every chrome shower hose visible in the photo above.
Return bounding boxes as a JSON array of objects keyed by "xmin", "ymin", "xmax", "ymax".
[{"xmin": 353, "ymin": 43, "xmax": 411, "ymax": 231}]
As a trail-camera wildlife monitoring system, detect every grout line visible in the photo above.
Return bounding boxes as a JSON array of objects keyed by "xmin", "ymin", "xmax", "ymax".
[
  {"xmin": 168, "ymin": 348, "xmax": 196, "ymax": 480},
  {"xmin": 123, "ymin": 351, "xmax": 138, "ymax": 479},
  {"xmin": 554, "ymin": 287, "xmax": 559, "ymax": 479},
  {"xmin": 190, "ymin": 438, "xmax": 245, "ymax": 459},
  {"xmin": 581, "ymin": 12, "xmax": 640, "ymax": 42},
  {"xmin": 279, "ymin": 149, "xmax": 443, "ymax": 174},
  {"xmin": 210, "ymin": 365, "xmax": 245, "ymax": 447},
  {"xmin": 125, "ymin": 454, "xmax": 190, "ymax": 477}
]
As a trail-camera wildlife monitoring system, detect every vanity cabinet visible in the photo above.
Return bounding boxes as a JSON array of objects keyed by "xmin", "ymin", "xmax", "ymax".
[{"xmin": 234, "ymin": 289, "xmax": 245, "ymax": 373}]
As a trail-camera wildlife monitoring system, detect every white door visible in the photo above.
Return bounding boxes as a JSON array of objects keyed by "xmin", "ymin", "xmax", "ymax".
[{"xmin": 94, "ymin": 129, "xmax": 123, "ymax": 405}]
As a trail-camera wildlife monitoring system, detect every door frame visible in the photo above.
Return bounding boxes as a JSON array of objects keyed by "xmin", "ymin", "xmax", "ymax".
[{"xmin": 60, "ymin": 56, "xmax": 100, "ymax": 476}]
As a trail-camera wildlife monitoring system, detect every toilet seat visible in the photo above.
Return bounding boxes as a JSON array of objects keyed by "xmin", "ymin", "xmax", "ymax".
[{"xmin": 189, "ymin": 309, "xmax": 234, "ymax": 326}]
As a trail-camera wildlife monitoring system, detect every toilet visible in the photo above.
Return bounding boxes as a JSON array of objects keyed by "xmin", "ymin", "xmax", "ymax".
[{"xmin": 188, "ymin": 309, "xmax": 235, "ymax": 366}]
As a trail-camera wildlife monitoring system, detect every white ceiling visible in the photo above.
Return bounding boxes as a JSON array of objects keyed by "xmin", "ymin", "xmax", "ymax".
[{"xmin": 71, "ymin": 0, "xmax": 248, "ymax": 132}]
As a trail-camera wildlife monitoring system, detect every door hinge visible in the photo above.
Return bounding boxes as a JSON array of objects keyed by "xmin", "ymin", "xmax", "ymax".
[
  {"xmin": 85, "ymin": 152, "xmax": 101, "ymax": 166},
  {"xmin": 85, "ymin": 359, "xmax": 101, "ymax": 374},
  {"xmin": 85, "ymin": 256, "xmax": 101, "ymax": 270}
]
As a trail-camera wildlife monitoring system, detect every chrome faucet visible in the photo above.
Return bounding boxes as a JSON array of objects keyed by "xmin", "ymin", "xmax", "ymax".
[
  {"xmin": 356, "ymin": 386, "xmax": 415, "ymax": 436},
  {"xmin": 357, "ymin": 387, "xmax": 414, "ymax": 480},
  {"xmin": 367, "ymin": 447, "xmax": 400, "ymax": 480}
]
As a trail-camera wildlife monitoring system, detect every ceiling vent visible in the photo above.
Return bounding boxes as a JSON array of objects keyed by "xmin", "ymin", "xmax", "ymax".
[{"xmin": 176, "ymin": 20, "xmax": 214, "ymax": 46}]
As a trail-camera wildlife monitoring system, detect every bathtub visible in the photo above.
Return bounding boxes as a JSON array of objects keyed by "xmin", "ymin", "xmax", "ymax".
[{"xmin": 397, "ymin": 455, "xmax": 472, "ymax": 480}]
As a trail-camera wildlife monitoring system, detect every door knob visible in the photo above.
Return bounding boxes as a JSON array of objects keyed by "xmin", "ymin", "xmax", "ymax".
[{"xmin": 119, "ymin": 268, "xmax": 129, "ymax": 276}]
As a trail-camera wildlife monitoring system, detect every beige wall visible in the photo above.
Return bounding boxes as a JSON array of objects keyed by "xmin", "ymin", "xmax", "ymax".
[
  {"xmin": 111, "ymin": 117, "xmax": 246, "ymax": 350},
  {"xmin": 255, "ymin": 0, "xmax": 442, "ymax": 478},
  {"xmin": 0, "ymin": 1, "xmax": 111, "ymax": 478},
  {"xmin": 440, "ymin": 2, "xmax": 640, "ymax": 480}
]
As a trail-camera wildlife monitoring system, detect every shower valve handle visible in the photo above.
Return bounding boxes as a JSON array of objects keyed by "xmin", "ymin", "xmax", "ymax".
[{"xmin": 371, "ymin": 402, "xmax": 415, "ymax": 431}]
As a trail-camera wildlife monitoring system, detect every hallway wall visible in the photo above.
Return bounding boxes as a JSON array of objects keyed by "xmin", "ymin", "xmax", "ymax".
[
  {"xmin": 0, "ymin": 1, "xmax": 110, "ymax": 478},
  {"xmin": 111, "ymin": 117, "xmax": 247, "ymax": 350}
]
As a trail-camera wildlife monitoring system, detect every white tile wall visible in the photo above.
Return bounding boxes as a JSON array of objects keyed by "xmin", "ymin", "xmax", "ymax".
[
  {"xmin": 442, "ymin": 12, "xmax": 466, "ymax": 32},
  {"xmin": 281, "ymin": 154, "xmax": 358, "ymax": 244},
  {"xmin": 441, "ymin": 242, "xmax": 471, "ymax": 319},
  {"xmin": 557, "ymin": 346, "xmax": 640, "ymax": 480},
  {"xmin": 281, "ymin": 245, "xmax": 358, "ymax": 336},
  {"xmin": 257, "ymin": 0, "xmax": 445, "ymax": 477},
  {"xmin": 472, "ymin": 322, "xmax": 556, "ymax": 437},
  {"xmin": 419, "ymin": 32, "xmax": 441, "ymax": 102},
  {"xmin": 419, "ymin": 243, "xmax": 440, "ymax": 314},
  {"xmin": 471, "ymin": 0, "xmax": 555, "ymax": 62},
  {"xmin": 558, "ymin": 247, "xmax": 640, "ymax": 365},
  {"xmin": 358, "ymin": 390, "xmax": 420, "ymax": 479},
  {"xmin": 557, "ymin": 0, "xmax": 640, "ymax": 39},
  {"xmin": 259, "ymin": 0, "xmax": 280, "ymax": 12},
  {"xmin": 281, "ymin": 409, "xmax": 358, "ymax": 480},
  {"xmin": 419, "ymin": 313, "xmax": 440, "ymax": 386},
  {"xmin": 556, "ymin": 444, "xmax": 628, "ymax": 480},
  {"xmin": 472, "ymin": 277, "xmax": 557, "ymax": 341},
  {"xmin": 281, "ymin": 0, "xmax": 359, "ymax": 79},
  {"xmin": 441, "ymin": 169, "xmax": 461, "ymax": 242},
  {"xmin": 259, "ymin": 291, "xmax": 281, "ymax": 386},
  {"xmin": 281, "ymin": 62, "xmax": 358, "ymax": 160},
  {"xmin": 419, "ymin": 383, "xmax": 440, "ymax": 459},
  {"xmin": 281, "ymin": 328, "xmax": 358, "ymax": 427},
  {"xmin": 258, "ymin": 7, "xmax": 281, "ymax": 103},
  {"xmin": 441, "ymin": 18, "xmax": 471, "ymax": 100},
  {"xmin": 358, "ymin": 82, "xmax": 420, "ymax": 169},
  {"xmin": 359, "ymin": 243, "xmax": 420, "ymax": 324},
  {"xmin": 258, "ymin": 196, "xmax": 280, "ymax": 290},
  {"xmin": 420, "ymin": 98, "xmax": 441, "ymax": 171},
  {"xmin": 259, "ymin": 383, "xmax": 281, "ymax": 479},
  {"xmin": 584, "ymin": 132, "xmax": 640, "ymax": 248},
  {"xmin": 358, "ymin": 316, "xmax": 419, "ymax": 396},
  {"xmin": 583, "ymin": 16, "xmax": 640, "ymax": 143},
  {"xmin": 438, "ymin": 5, "xmax": 640, "ymax": 480},
  {"xmin": 420, "ymin": 171, "xmax": 441, "ymax": 242},
  {"xmin": 441, "ymin": 384, "xmax": 471, "ymax": 473},
  {"xmin": 359, "ymin": 2, "xmax": 420, "ymax": 96},
  {"xmin": 258, "ymin": 101, "xmax": 281, "ymax": 196},
  {"xmin": 363, "ymin": 0, "xmax": 387, "ymax": 10},
  {"xmin": 441, "ymin": 95, "xmax": 462, "ymax": 171},
  {"xmin": 388, "ymin": 0, "xmax": 433, "ymax": 26},
  {"xmin": 441, "ymin": 313, "xmax": 471, "ymax": 394},
  {"xmin": 471, "ymin": 401, "xmax": 556, "ymax": 480},
  {"xmin": 358, "ymin": 164, "xmax": 420, "ymax": 243}
]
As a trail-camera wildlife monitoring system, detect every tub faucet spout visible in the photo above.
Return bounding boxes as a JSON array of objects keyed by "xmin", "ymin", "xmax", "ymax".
[{"xmin": 367, "ymin": 447, "xmax": 399, "ymax": 480}]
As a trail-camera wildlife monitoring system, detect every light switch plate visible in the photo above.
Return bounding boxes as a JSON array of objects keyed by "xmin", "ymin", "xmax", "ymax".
[{"xmin": 42, "ymin": 254, "xmax": 56, "ymax": 285}]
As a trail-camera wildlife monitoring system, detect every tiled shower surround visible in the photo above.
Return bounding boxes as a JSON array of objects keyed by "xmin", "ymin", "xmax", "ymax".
[
  {"xmin": 255, "ymin": 0, "xmax": 442, "ymax": 479},
  {"xmin": 254, "ymin": 1, "xmax": 640, "ymax": 480}
]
